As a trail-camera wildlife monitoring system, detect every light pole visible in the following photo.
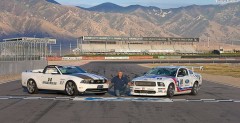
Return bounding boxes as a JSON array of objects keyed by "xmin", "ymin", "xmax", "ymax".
[
  {"xmin": 207, "ymin": 36, "xmax": 210, "ymax": 48},
  {"xmin": 70, "ymin": 43, "xmax": 72, "ymax": 54},
  {"xmin": 50, "ymin": 44, "xmax": 52, "ymax": 56}
]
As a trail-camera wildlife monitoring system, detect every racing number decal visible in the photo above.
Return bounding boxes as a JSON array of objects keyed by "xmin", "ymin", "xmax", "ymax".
[
  {"xmin": 60, "ymin": 79, "xmax": 65, "ymax": 85},
  {"xmin": 43, "ymin": 78, "xmax": 57, "ymax": 85},
  {"xmin": 179, "ymin": 79, "xmax": 183, "ymax": 87},
  {"xmin": 48, "ymin": 78, "xmax": 52, "ymax": 82}
]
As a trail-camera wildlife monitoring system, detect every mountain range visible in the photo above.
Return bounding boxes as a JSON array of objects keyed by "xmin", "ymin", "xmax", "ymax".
[{"xmin": 0, "ymin": 0, "xmax": 240, "ymax": 47}]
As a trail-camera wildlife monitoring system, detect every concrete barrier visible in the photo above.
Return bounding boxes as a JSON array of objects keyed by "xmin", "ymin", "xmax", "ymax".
[
  {"xmin": 47, "ymin": 57, "xmax": 62, "ymax": 61},
  {"xmin": 82, "ymin": 56, "xmax": 105, "ymax": 60},
  {"xmin": 158, "ymin": 56, "xmax": 182, "ymax": 59},
  {"xmin": 62, "ymin": 57, "xmax": 82, "ymax": 61},
  {"xmin": 129, "ymin": 56, "xmax": 153, "ymax": 59},
  {"xmin": 105, "ymin": 56, "xmax": 129, "ymax": 60},
  {"xmin": 0, "ymin": 60, "xmax": 47, "ymax": 76}
]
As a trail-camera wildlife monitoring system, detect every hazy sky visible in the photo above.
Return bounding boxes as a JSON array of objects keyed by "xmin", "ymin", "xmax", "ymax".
[{"xmin": 55, "ymin": 0, "xmax": 220, "ymax": 8}]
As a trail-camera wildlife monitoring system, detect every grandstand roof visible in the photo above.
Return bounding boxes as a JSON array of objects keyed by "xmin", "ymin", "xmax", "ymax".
[
  {"xmin": 3, "ymin": 37, "xmax": 56, "ymax": 44},
  {"xmin": 79, "ymin": 36, "xmax": 199, "ymax": 42}
]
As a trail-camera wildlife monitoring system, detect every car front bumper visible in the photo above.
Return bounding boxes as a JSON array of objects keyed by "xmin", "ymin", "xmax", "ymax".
[
  {"xmin": 77, "ymin": 84, "xmax": 109, "ymax": 93},
  {"xmin": 129, "ymin": 86, "xmax": 167, "ymax": 96}
]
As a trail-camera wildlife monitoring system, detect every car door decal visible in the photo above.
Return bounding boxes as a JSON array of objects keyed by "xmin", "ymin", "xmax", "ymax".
[
  {"xmin": 171, "ymin": 77, "xmax": 192, "ymax": 92},
  {"xmin": 60, "ymin": 79, "xmax": 65, "ymax": 85},
  {"xmin": 43, "ymin": 78, "xmax": 57, "ymax": 85}
]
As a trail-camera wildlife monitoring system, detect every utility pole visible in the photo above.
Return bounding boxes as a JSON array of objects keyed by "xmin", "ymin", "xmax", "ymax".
[
  {"xmin": 45, "ymin": 42, "xmax": 47, "ymax": 59},
  {"xmin": 77, "ymin": 38, "xmax": 79, "ymax": 49},
  {"xmin": 70, "ymin": 43, "xmax": 72, "ymax": 54},
  {"xmin": 207, "ymin": 37, "xmax": 210, "ymax": 48},
  {"xmin": 60, "ymin": 43, "xmax": 62, "ymax": 56},
  {"xmin": 4, "ymin": 39, "xmax": 6, "ymax": 61},
  {"xmin": 50, "ymin": 44, "xmax": 52, "ymax": 56}
]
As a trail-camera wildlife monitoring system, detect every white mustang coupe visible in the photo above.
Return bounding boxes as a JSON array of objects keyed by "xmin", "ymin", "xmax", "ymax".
[
  {"xmin": 22, "ymin": 65, "xmax": 109, "ymax": 96},
  {"xmin": 130, "ymin": 66, "xmax": 202, "ymax": 97}
]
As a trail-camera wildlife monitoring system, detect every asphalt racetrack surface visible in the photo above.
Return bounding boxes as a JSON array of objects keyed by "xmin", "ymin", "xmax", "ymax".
[{"xmin": 0, "ymin": 62, "xmax": 240, "ymax": 123}]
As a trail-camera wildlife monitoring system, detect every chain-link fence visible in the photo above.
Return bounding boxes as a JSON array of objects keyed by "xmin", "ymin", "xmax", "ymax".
[
  {"xmin": 49, "ymin": 42, "xmax": 79, "ymax": 56},
  {"xmin": 0, "ymin": 37, "xmax": 56, "ymax": 76},
  {"xmin": 0, "ymin": 37, "xmax": 56, "ymax": 61}
]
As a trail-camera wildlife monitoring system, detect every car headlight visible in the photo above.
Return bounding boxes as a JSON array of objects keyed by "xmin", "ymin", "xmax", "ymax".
[
  {"xmin": 158, "ymin": 82, "xmax": 165, "ymax": 87},
  {"xmin": 81, "ymin": 79, "xmax": 94, "ymax": 83},
  {"xmin": 81, "ymin": 80, "xmax": 86, "ymax": 83},
  {"xmin": 103, "ymin": 79, "xmax": 108, "ymax": 83}
]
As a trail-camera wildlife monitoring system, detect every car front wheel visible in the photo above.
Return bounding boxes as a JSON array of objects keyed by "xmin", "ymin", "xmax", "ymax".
[
  {"xmin": 65, "ymin": 81, "xmax": 78, "ymax": 96},
  {"xmin": 167, "ymin": 84, "xmax": 175, "ymax": 98}
]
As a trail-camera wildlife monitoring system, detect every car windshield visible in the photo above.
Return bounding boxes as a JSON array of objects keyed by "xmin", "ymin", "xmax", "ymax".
[
  {"xmin": 58, "ymin": 66, "xmax": 86, "ymax": 74},
  {"xmin": 146, "ymin": 67, "xmax": 178, "ymax": 77}
]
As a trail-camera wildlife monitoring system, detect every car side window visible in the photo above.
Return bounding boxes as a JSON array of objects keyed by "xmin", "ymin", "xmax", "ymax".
[
  {"xmin": 178, "ymin": 68, "xmax": 188, "ymax": 77},
  {"xmin": 183, "ymin": 69, "xmax": 188, "ymax": 76},
  {"xmin": 45, "ymin": 67, "xmax": 59, "ymax": 74},
  {"xmin": 177, "ymin": 69, "xmax": 183, "ymax": 77}
]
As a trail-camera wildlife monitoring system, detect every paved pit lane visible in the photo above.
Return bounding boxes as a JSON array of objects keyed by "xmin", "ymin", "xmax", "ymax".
[{"xmin": 0, "ymin": 62, "xmax": 240, "ymax": 123}]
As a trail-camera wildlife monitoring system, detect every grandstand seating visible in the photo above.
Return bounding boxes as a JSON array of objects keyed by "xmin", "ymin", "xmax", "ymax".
[
  {"xmin": 129, "ymin": 44, "xmax": 151, "ymax": 51},
  {"xmin": 80, "ymin": 43, "xmax": 198, "ymax": 54},
  {"xmin": 106, "ymin": 44, "xmax": 121, "ymax": 50},
  {"xmin": 174, "ymin": 45, "xmax": 197, "ymax": 53}
]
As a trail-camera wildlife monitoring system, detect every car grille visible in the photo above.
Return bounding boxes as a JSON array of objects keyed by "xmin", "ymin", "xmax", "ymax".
[
  {"xmin": 135, "ymin": 81, "xmax": 156, "ymax": 86},
  {"xmin": 92, "ymin": 80, "xmax": 104, "ymax": 84},
  {"xmin": 134, "ymin": 90, "xmax": 156, "ymax": 94}
]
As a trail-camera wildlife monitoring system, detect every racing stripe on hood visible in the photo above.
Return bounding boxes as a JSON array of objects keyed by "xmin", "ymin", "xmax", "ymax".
[
  {"xmin": 74, "ymin": 73, "xmax": 104, "ymax": 80},
  {"xmin": 85, "ymin": 73, "xmax": 103, "ymax": 80},
  {"xmin": 136, "ymin": 75, "xmax": 170, "ymax": 80},
  {"xmin": 81, "ymin": 73, "xmax": 102, "ymax": 79},
  {"xmin": 72, "ymin": 74, "xmax": 93, "ymax": 79}
]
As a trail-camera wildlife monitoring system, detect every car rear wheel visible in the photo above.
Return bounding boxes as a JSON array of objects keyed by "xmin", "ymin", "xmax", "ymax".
[
  {"xmin": 167, "ymin": 84, "xmax": 175, "ymax": 98},
  {"xmin": 27, "ymin": 79, "xmax": 38, "ymax": 94},
  {"xmin": 65, "ymin": 81, "xmax": 78, "ymax": 96},
  {"xmin": 191, "ymin": 82, "xmax": 199, "ymax": 95}
]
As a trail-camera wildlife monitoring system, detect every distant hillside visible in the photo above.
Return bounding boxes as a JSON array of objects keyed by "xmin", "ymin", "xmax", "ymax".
[
  {"xmin": 80, "ymin": 2, "xmax": 155, "ymax": 13},
  {"xmin": 46, "ymin": 0, "xmax": 60, "ymax": 4},
  {"xmin": 0, "ymin": 0, "xmax": 240, "ymax": 47}
]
